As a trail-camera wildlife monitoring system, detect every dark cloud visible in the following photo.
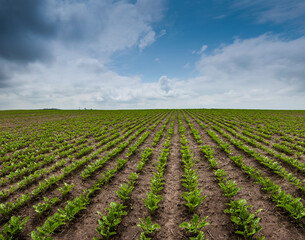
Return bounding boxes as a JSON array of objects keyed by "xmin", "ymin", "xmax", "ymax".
[
  {"xmin": 0, "ymin": 69, "xmax": 8, "ymax": 87},
  {"xmin": 0, "ymin": 0, "xmax": 57, "ymax": 62}
]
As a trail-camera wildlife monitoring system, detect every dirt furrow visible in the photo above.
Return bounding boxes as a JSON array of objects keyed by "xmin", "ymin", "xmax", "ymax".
[
  {"xmin": 50, "ymin": 113, "xmax": 171, "ymax": 240},
  {"xmin": 186, "ymin": 110, "xmax": 305, "ymax": 239},
  {"xmin": 194, "ymin": 112, "xmax": 305, "ymax": 202},
  {"xmin": 150, "ymin": 112, "xmax": 185, "ymax": 240},
  {"xmin": 114, "ymin": 113, "xmax": 174, "ymax": 240},
  {"xmin": 17, "ymin": 113, "xmax": 168, "ymax": 238},
  {"xmin": 181, "ymin": 112, "xmax": 235, "ymax": 239}
]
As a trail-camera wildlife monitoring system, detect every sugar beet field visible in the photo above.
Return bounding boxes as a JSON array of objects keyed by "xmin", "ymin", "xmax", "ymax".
[{"xmin": 1, "ymin": 110, "xmax": 305, "ymax": 240}]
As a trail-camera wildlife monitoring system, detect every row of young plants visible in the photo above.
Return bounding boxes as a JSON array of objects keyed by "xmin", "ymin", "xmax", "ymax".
[
  {"xmin": 3, "ymin": 182, "xmax": 73, "ymax": 235},
  {"xmin": 0, "ymin": 110, "xmax": 125, "ymax": 162},
  {"xmin": 33, "ymin": 111, "xmax": 171, "ymax": 239},
  {"xmin": 30, "ymin": 159, "xmax": 125, "ymax": 240},
  {"xmin": 93, "ymin": 113, "xmax": 150, "ymax": 143},
  {"xmin": 188, "ymin": 112, "xmax": 305, "ymax": 222},
  {"xmin": 209, "ymin": 129, "xmax": 305, "ymax": 221},
  {"xmin": 31, "ymin": 112, "xmax": 171, "ymax": 239},
  {"xmin": 95, "ymin": 147, "xmax": 154, "ymax": 240},
  {"xmin": 0, "ymin": 110, "xmax": 157, "ymax": 177},
  {"xmin": 115, "ymin": 111, "xmax": 175, "ymax": 240},
  {"xmin": 243, "ymin": 126, "xmax": 273, "ymax": 141},
  {"xmin": 0, "ymin": 141, "xmax": 94, "ymax": 197},
  {"xmin": 0, "ymin": 156, "xmax": 66, "ymax": 200},
  {"xmin": 151, "ymin": 113, "xmax": 172, "ymax": 147},
  {"xmin": 1, "ymin": 142, "xmax": 58, "ymax": 177},
  {"xmin": 194, "ymin": 109, "xmax": 287, "ymax": 141},
  {"xmin": 0, "ymin": 112, "xmax": 140, "ymax": 184},
  {"xmin": 0, "ymin": 114, "xmax": 99, "ymax": 165},
  {"xmin": 207, "ymin": 115, "xmax": 305, "ymax": 171},
  {"xmin": 93, "ymin": 113, "xmax": 155, "ymax": 149},
  {"xmin": 182, "ymin": 111, "xmax": 264, "ymax": 239},
  {"xmin": 33, "ymin": 183, "xmax": 75, "ymax": 217},
  {"xmin": 210, "ymin": 123, "xmax": 305, "ymax": 194},
  {"xmin": 80, "ymin": 127, "xmax": 147, "ymax": 179},
  {"xmin": 80, "ymin": 112, "xmax": 169, "ymax": 179},
  {"xmin": 208, "ymin": 128, "xmax": 305, "ymax": 221},
  {"xmin": 0, "ymin": 215, "xmax": 29, "ymax": 240},
  {"xmin": 0, "ymin": 113, "xmax": 164, "ymax": 222},
  {"xmin": 191, "ymin": 112, "xmax": 305, "ymax": 193},
  {"xmin": 201, "ymin": 146, "xmax": 264, "ymax": 240},
  {"xmin": 203, "ymin": 110, "xmax": 305, "ymax": 155},
  {"xmin": 271, "ymin": 142, "xmax": 297, "ymax": 156},
  {"xmin": 31, "ymin": 148, "xmax": 151, "ymax": 240},
  {"xmin": 218, "ymin": 114, "xmax": 305, "ymax": 159},
  {"xmin": 131, "ymin": 113, "xmax": 175, "ymax": 240},
  {"xmin": 0, "ymin": 135, "xmax": 79, "ymax": 177},
  {"xmin": 178, "ymin": 112, "xmax": 209, "ymax": 240},
  {"xmin": 279, "ymin": 140, "xmax": 305, "ymax": 157},
  {"xmin": 241, "ymin": 130, "xmax": 270, "ymax": 145},
  {"xmin": 0, "ymin": 131, "xmax": 58, "ymax": 158},
  {"xmin": 0, "ymin": 113, "xmax": 158, "ymax": 202}
]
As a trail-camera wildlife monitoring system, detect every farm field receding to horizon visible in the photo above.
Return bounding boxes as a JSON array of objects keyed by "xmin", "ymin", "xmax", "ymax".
[{"xmin": 1, "ymin": 109, "xmax": 305, "ymax": 240}]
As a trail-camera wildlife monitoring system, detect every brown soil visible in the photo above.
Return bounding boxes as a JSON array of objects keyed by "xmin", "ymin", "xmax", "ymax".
[
  {"xmin": 153, "ymin": 112, "xmax": 186, "ymax": 240},
  {"xmin": 181, "ymin": 113, "xmax": 236, "ymax": 239},
  {"xmin": 113, "ymin": 113, "xmax": 174, "ymax": 240},
  {"xmin": 1, "ymin": 110, "xmax": 305, "ymax": 240},
  {"xmin": 186, "ymin": 111, "xmax": 305, "ymax": 239},
  {"xmin": 2, "ymin": 112, "xmax": 168, "ymax": 238},
  {"xmin": 202, "ymin": 115, "xmax": 305, "ymax": 204},
  {"xmin": 50, "ymin": 112, "xmax": 171, "ymax": 240}
]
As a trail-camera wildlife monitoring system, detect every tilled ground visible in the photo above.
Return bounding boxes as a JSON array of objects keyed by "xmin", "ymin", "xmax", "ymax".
[{"xmin": 1, "ymin": 109, "xmax": 305, "ymax": 239}]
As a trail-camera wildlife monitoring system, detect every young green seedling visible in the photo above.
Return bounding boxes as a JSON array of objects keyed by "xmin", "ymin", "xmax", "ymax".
[
  {"xmin": 95, "ymin": 202, "xmax": 127, "ymax": 240},
  {"xmin": 179, "ymin": 214, "xmax": 209, "ymax": 237},
  {"xmin": 182, "ymin": 188, "xmax": 206, "ymax": 212},
  {"xmin": 224, "ymin": 199, "xmax": 263, "ymax": 239},
  {"xmin": 0, "ymin": 215, "xmax": 29, "ymax": 240},
  {"xmin": 137, "ymin": 216, "xmax": 160, "ymax": 237},
  {"xmin": 33, "ymin": 197, "xmax": 60, "ymax": 216},
  {"xmin": 57, "ymin": 183, "xmax": 75, "ymax": 197},
  {"xmin": 143, "ymin": 192, "xmax": 162, "ymax": 215},
  {"xmin": 116, "ymin": 183, "xmax": 134, "ymax": 202}
]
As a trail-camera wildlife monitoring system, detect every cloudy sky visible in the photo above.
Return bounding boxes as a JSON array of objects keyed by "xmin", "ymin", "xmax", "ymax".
[{"xmin": 0, "ymin": 0, "xmax": 305, "ymax": 110}]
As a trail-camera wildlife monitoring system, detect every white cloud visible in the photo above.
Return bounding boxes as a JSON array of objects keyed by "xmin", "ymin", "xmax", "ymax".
[
  {"xmin": 158, "ymin": 29, "xmax": 167, "ymax": 37},
  {"xmin": 2, "ymin": 34, "xmax": 305, "ymax": 110},
  {"xmin": 193, "ymin": 45, "xmax": 208, "ymax": 55},
  {"xmin": 139, "ymin": 30, "xmax": 156, "ymax": 50},
  {"xmin": 158, "ymin": 76, "xmax": 171, "ymax": 93},
  {"xmin": 233, "ymin": 0, "xmax": 305, "ymax": 28},
  {"xmin": 135, "ymin": 0, "xmax": 165, "ymax": 22},
  {"xmin": 196, "ymin": 34, "xmax": 305, "ymax": 88},
  {"xmin": 0, "ymin": 58, "xmax": 187, "ymax": 109},
  {"xmin": 198, "ymin": 45, "xmax": 208, "ymax": 54},
  {"xmin": 138, "ymin": 29, "xmax": 166, "ymax": 50},
  {"xmin": 188, "ymin": 34, "xmax": 305, "ymax": 108}
]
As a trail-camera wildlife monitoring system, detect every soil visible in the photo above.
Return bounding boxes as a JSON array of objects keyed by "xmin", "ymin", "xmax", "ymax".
[
  {"xmin": 1, "ymin": 110, "xmax": 305, "ymax": 240},
  {"xmin": 185, "ymin": 111, "xmax": 305, "ymax": 239}
]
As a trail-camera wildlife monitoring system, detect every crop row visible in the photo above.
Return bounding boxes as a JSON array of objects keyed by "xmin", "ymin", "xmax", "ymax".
[
  {"xmin": 187, "ymin": 111, "xmax": 305, "ymax": 222},
  {"xmin": 182, "ymin": 111, "xmax": 264, "ymax": 239}
]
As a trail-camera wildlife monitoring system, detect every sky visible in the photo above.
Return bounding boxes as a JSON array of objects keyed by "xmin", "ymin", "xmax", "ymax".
[{"xmin": 0, "ymin": 0, "xmax": 305, "ymax": 110}]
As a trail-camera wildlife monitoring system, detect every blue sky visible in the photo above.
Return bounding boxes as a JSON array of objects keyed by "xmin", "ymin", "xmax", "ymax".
[
  {"xmin": 111, "ymin": 0, "xmax": 289, "ymax": 81},
  {"xmin": 0, "ymin": 0, "xmax": 305, "ymax": 109}
]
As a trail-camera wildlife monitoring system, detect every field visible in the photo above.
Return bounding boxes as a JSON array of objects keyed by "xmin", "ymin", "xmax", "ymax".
[{"xmin": 1, "ymin": 109, "xmax": 305, "ymax": 240}]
